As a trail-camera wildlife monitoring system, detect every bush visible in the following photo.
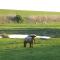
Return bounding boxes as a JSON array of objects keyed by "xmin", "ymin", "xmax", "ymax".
[
  {"xmin": 15, "ymin": 15, "xmax": 23, "ymax": 23},
  {"xmin": 1, "ymin": 33, "xmax": 9, "ymax": 38}
]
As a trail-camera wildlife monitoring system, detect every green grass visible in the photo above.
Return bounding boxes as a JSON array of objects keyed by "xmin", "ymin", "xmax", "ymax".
[
  {"xmin": 0, "ymin": 23, "xmax": 60, "ymax": 29},
  {"xmin": 0, "ymin": 9, "xmax": 60, "ymax": 16},
  {"xmin": 0, "ymin": 9, "xmax": 60, "ymax": 60},
  {"xmin": 0, "ymin": 38, "xmax": 60, "ymax": 60}
]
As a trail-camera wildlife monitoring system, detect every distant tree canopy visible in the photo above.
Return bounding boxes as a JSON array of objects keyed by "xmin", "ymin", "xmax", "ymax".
[{"xmin": 15, "ymin": 15, "xmax": 23, "ymax": 23}]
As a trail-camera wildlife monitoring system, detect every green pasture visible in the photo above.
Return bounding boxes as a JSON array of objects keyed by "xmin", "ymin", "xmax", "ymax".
[
  {"xmin": 0, "ymin": 9, "xmax": 60, "ymax": 16},
  {"xmin": 0, "ymin": 23, "xmax": 60, "ymax": 29},
  {"xmin": 0, "ymin": 9, "xmax": 60, "ymax": 60},
  {"xmin": 0, "ymin": 38, "xmax": 60, "ymax": 60}
]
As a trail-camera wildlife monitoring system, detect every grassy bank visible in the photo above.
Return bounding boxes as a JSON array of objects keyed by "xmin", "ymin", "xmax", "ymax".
[{"xmin": 0, "ymin": 38, "xmax": 60, "ymax": 60}]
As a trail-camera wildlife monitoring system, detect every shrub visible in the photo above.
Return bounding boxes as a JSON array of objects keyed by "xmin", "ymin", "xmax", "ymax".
[
  {"xmin": 1, "ymin": 33, "xmax": 9, "ymax": 38},
  {"xmin": 15, "ymin": 15, "xmax": 23, "ymax": 23}
]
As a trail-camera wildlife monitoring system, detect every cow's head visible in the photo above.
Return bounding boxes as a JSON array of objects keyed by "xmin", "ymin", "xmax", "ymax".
[{"xmin": 29, "ymin": 34, "xmax": 36, "ymax": 38}]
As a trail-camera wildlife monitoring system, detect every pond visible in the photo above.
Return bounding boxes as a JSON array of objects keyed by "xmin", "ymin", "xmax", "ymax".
[{"xmin": 0, "ymin": 34, "xmax": 51, "ymax": 39}]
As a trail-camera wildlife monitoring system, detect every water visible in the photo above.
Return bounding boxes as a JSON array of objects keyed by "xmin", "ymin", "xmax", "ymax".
[{"xmin": 0, "ymin": 34, "xmax": 51, "ymax": 39}]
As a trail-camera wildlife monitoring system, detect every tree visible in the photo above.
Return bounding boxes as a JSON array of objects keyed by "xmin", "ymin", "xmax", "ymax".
[{"xmin": 15, "ymin": 15, "xmax": 23, "ymax": 23}]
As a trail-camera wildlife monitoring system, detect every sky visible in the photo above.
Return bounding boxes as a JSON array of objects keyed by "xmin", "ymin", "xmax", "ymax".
[{"xmin": 0, "ymin": 0, "xmax": 60, "ymax": 12}]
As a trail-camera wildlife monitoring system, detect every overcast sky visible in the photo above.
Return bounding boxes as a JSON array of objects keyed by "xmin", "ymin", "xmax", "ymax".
[{"xmin": 0, "ymin": 0, "xmax": 60, "ymax": 12}]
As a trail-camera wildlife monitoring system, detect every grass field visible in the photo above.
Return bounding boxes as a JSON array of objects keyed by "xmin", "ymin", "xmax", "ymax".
[
  {"xmin": 0, "ymin": 38, "xmax": 60, "ymax": 60},
  {"xmin": 0, "ymin": 9, "xmax": 60, "ymax": 60},
  {"xmin": 0, "ymin": 9, "xmax": 60, "ymax": 16},
  {"xmin": 0, "ymin": 23, "xmax": 60, "ymax": 29}
]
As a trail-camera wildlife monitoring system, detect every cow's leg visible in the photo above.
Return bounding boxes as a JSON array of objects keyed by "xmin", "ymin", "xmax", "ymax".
[
  {"xmin": 31, "ymin": 42, "xmax": 33, "ymax": 48},
  {"xmin": 30, "ymin": 42, "xmax": 33, "ymax": 48},
  {"xmin": 24, "ymin": 41, "xmax": 26, "ymax": 47},
  {"xmin": 30, "ymin": 42, "xmax": 31, "ymax": 48}
]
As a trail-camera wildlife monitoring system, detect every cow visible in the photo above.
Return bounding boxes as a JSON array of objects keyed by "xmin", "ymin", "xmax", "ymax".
[{"xmin": 24, "ymin": 34, "xmax": 36, "ymax": 48}]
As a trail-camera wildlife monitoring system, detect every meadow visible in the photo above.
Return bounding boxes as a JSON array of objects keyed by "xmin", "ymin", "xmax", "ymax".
[
  {"xmin": 0, "ymin": 9, "xmax": 60, "ymax": 16},
  {"xmin": 0, "ymin": 38, "xmax": 60, "ymax": 60},
  {"xmin": 0, "ymin": 9, "xmax": 60, "ymax": 60},
  {"xmin": 0, "ymin": 23, "xmax": 60, "ymax": 29}
]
